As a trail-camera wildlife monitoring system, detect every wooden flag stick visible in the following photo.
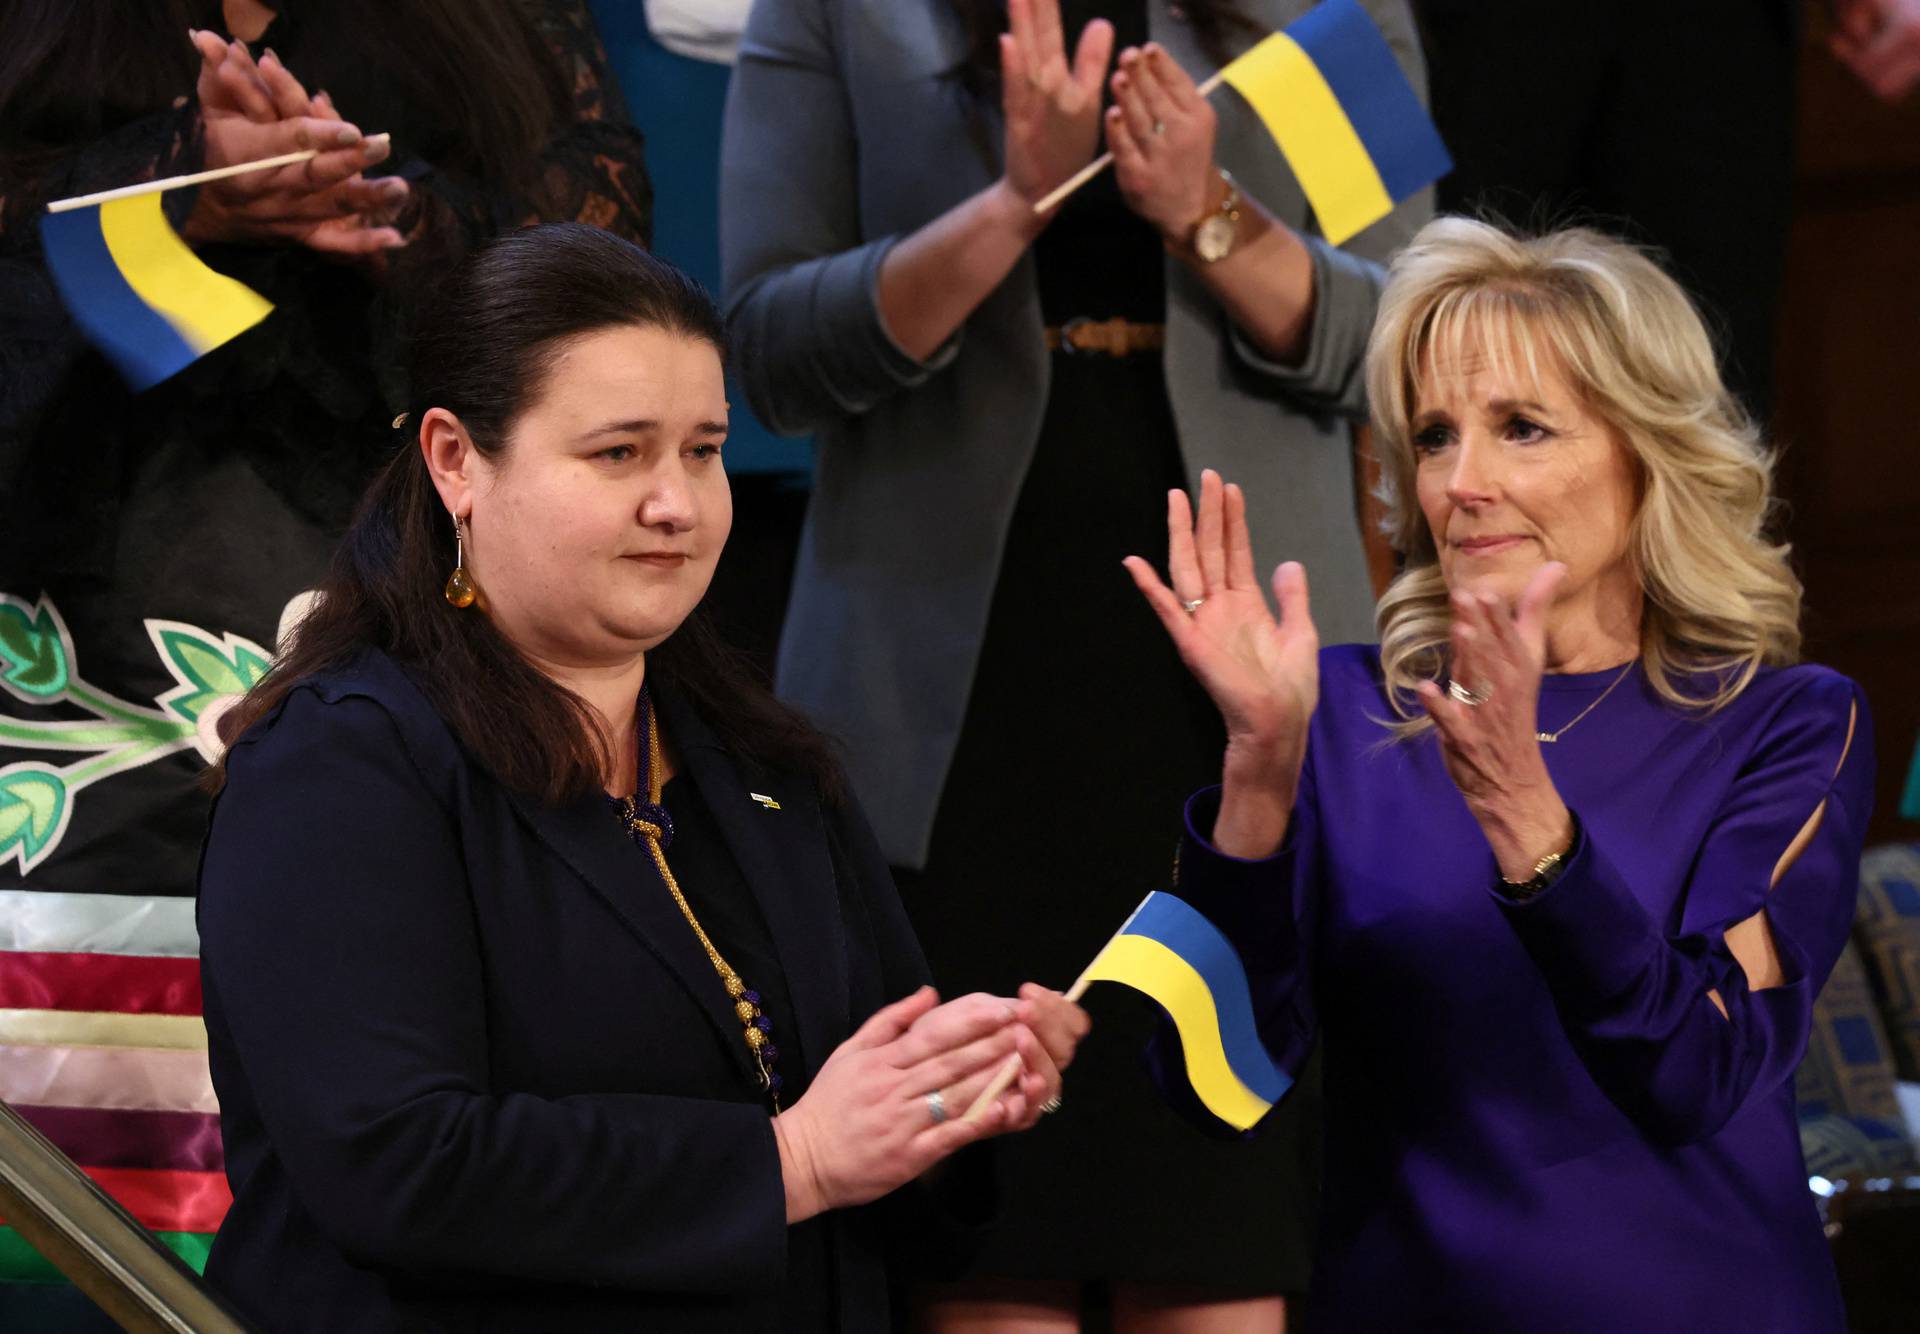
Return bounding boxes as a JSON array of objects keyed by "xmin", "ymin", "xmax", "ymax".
[
  {"xmin": 1030, "ymin": 70, "xmax": 1229, "ymax": 215},
  {"xmin": 46, "ymin": 147, "xmax": 334, "ymax": 214},
  {"xmin": 959, "ymin": 894, "xmax": 1155, "ymax": 1123}
]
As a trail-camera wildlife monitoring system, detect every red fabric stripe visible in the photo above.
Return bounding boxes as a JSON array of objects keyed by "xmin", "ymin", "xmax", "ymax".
[
  {"xmin": 13, "ymin": 1104, "xmax": 223, "ymax": 1173},
  {"xmin": 0, "ymin": 1166, "xmax": 230, "ymax": 1233},
  {"xmin": 0, "ymin": 951, "xmax": 202, "ymax": 1015}
]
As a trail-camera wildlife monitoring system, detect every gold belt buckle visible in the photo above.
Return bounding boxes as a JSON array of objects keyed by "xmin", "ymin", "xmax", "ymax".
[{"xmin": 1058, "ymin": 315, "xmax": 1098, "ymax": 356}]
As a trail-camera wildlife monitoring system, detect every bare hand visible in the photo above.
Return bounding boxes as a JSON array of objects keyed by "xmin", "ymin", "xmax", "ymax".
[
  {"xmin": 1124, "ymin": 470, "xmax": 1318, "ymax": 798},
  {"xmin": 1414, "ymin": 564, "xmax": 1574, "ymax": 879},
  {"xmin": 182, "ymin": 31, "xmax": 407, "ymax": 255},
  {"xmin": 1831, "ymin": 0, "xmax": 1920, "ymax": 101},
  {"xmin": 1016, "ymin": 983, "xmax": 1091, "ymax": 1075},
  {"xmin": 771, "ymin": 989, "xmax": 1045, "ymax": 1222},
  {"xmin": 1001, "ymin": 0, "xmax": 1115, "ymax": 210},
  {"xmin": 1106, "ymin": 44, "xmax": 1220, "ymax": 237}
]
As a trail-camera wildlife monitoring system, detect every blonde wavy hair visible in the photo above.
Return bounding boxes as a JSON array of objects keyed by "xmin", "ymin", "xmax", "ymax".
[{"xmin": 1365, "ymin": 217, "xmax": 1802, "ymax": 735}]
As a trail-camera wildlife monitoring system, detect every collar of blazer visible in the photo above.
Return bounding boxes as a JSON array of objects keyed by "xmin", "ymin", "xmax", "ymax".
[{"xmin": 504, "ymin": 679, "xmax": 851, "ymax": 1094}]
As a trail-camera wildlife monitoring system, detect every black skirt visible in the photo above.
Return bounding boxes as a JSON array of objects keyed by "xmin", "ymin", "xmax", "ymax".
[{"xmin": 896, "ymin": 347, "xmax": 1322, "ymax": 1291}]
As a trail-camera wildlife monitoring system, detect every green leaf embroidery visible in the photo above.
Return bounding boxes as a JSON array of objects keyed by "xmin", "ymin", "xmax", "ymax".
[
  {"xmin": 0, "ymin": 766, "xmax": 69, "ymax": 872},
  {"xmin": 0, "ymin": 599, "xmax": 70, "ymax": 698},
  {"xmin": 152, "ymin": 625, "xmax": 273, "ymax": 723}
]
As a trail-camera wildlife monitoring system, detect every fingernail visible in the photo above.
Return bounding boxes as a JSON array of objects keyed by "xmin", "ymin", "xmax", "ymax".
[
  {"xmin": 262, "ymin": 47, "xmax": 280, "ymax": 66},
  {"xmin": 363, "ymin": 133, "xmax": 390, "ymax": 159},
  {"xmin": 335, "ymin": 125, "xmax": 362, "ymax": 146}
]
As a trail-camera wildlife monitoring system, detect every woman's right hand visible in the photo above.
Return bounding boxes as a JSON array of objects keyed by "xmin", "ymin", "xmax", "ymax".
[
  {"xmin": 771, "ymin": 988, "xmax": 1043, "ymax": 1223},
  {"xmin": 999, "ymin": 0, "xmax": 1115, "ymax": 211},
  {"xmin": 1123, "ymin": 470, "xmax": 1319, "ymax": 853}
]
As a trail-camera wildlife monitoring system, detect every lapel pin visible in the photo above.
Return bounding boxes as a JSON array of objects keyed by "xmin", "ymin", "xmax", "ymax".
[{"xmin": 749, "ymin": 792, "xmax": 782, "ymax": 811}]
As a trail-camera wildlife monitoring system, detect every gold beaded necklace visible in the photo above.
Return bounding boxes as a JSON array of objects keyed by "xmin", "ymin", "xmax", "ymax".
[{"xmin": 613, "ymin": 697, "xmax": 782, "ymax": 1109}]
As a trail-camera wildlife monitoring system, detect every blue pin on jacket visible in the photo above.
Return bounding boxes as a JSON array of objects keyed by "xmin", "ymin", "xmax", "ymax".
[{"xmin": 38, "ymin": 150, "xmax": 317, "ymax": 390}]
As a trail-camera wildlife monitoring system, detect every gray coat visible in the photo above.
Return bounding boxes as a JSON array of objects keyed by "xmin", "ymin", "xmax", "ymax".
[{"xmin": 720, "ymin": 0, "xmax": 1433, "ymax": 867}]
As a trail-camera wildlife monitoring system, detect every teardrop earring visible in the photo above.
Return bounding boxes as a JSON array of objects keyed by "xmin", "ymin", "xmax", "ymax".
[{"xmin": 444, "ymin": 515, "xmax": 478, "ymax": 608}]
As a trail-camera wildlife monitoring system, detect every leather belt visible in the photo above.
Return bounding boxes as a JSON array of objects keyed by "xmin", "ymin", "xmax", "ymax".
[{"xmin": 1043, "ymin": 315, "xmax": 1167, "ymax": 357}]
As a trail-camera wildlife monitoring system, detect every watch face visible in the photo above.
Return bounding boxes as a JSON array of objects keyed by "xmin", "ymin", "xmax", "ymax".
[{"xmin": 1194, "ymin": 212, "xmax": 1235, "ymax": 263}]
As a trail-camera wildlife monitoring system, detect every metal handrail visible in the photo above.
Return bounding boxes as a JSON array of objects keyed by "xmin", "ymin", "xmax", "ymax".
[{"xmin": 0, "ymin": 1099, "xmax": 253, "ymax": 1332}]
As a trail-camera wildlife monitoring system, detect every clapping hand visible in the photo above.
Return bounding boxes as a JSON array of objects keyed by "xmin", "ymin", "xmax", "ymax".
[
  {"xmin": 771, "ymin": 988, "xmax": 1072, "ymax": 1223},
  {"xmin": 1106, "ymin": 44, "xmax": 1220, "ymax": 239},
  {"xmin": 1414, "ymin": 564, "xmax": 1574, "ymax": 881},
  {"xmin": 1001, "ymin": 0, "xmax": 1115, "ymax": 211},
  {"xmin": 1124, "ymin": 471, "xmax": 1319, "ymax": 853},
  {"xmin": 183, "ymin": 30, "xmax": 408, "ymax": 256}
]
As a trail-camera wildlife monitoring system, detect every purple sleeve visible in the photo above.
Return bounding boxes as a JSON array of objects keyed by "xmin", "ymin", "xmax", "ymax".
[
  {"xmin": 1147, "ymin": 751, "xmax": 1325, "ymax": 1133},
  {"xmin": 1493, "ymin": 673, "xmax": 1874, "ymax": 1147}
]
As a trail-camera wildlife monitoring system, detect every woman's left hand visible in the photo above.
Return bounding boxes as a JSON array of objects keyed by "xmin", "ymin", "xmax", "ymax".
[
  {"xmin": 1414, "ymin": 563, "xmax": 1575, "ymax": 880},
  {"xmin": 1106, "ymin": 44, "xmax": 1219, "ymax": 239}
]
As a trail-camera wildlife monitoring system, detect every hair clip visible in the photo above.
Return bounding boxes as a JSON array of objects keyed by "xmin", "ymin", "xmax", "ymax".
[{"xmin": 391, "ymin": 412, "xmax": 410, "ymax": 429}]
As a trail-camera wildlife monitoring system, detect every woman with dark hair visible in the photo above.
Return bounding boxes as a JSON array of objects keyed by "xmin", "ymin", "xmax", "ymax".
[
  {"xmin": 0, "ymin": 13, "xmax": 648, "ymax": 1301},
  {"xmin": 0, "ymin": 0, "xmax": 649, "ymax": 898},
  {"xmin": 195, "ymin": 223, "xmax": 1089, "ymax": 1332},
  {"xmin": 720, "ymin": 0, "xmax": 1431, "ymax": 1326}
]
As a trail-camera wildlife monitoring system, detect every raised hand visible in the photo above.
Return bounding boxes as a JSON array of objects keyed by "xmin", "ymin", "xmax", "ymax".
[
  {"xmin": 1414, "ymin": 562, "xmax": 1574, "ymax": 880},
  {"xmin": 1124, "ymin": 471, "xmax": 1319, "ymax": 819},
  {"xmin": 770, "ymin": 989, "xmax": 1051, "ymax": 1223},
  {"xmin": 1000, "ymin": 0, "xmax": 1115, "ymax": 209},
  {"xmin": 1106, "ymin": 43, "xmax": 1220, "ymax": 238},
  {"xmin": 182, "ymin": 30, "xmax": 407, "ymax": 256}
]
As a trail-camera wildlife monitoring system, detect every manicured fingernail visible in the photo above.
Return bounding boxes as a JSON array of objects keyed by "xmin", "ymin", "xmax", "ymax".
[
  {"xmin": 363, "ymin": 133, "xmax": 390, "ymax": 159},
  {"xmin": 262, "ymin": 47, "xmax": 279, "ymax": 66},
  {"xmin": 335, "ymin": 125, "xmax": 362, "ymax": 146}
]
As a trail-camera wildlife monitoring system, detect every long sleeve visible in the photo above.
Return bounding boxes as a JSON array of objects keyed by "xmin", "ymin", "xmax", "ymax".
[
  {"xmin": 1148, "ymin": 749, "xmax": 1328, "ymax": 1134},
  {"xmin": 718, "ymin": 0, "xmax": 957, "ymax": 436},
  {"xmin": 197, "ymin": 688, "xmax": 788, "ymax": 1292},
  {"xmin": 1220, "ymin": 0, "xmax": 1435, "ymax": 420},
  {"xmin": 1494, "ymin": 671, "xmax": 1875, "ymax": 1147}
]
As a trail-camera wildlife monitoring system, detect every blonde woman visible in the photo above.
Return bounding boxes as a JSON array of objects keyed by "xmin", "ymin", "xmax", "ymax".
[{"xmin": 1124, "ymin": 218, "xmax": 1872, "ymax": 1331}]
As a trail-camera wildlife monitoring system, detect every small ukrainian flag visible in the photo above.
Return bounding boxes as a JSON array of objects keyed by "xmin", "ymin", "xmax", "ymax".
[
  {"xmin": 1082, "ymin": 891, "xmax": 1291, "ymax": 1130},
  {"xmin": 40, "ymin": 193, "xmax": 273, "ymax": 390},
  {"xmin": 1221, "ymin": 0, "xmax": 1452, "ymax": 245}
]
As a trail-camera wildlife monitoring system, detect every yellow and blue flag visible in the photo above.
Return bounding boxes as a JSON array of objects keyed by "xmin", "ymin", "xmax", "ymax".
[
  {"xmin": 1220, "ymin": 0, "xmax": 1451, "ymax": 245},
  {"xmin": 1083, "ymin": 891, "xmax": 1291, "ymax": 1130},
  {"xmin": 40, "ymin": 194, "xmax": 273, "ymax": 391}
]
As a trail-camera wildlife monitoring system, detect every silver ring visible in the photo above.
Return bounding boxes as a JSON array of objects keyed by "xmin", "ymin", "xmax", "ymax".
[
  {"xmin": 1447, "ymin": 679, "xmax": 1492, "ymax": 707},
  {"xmin": 925, "ymin": 1089, "xmax": 947, "ymax": 1125},
  {"xmin": 1040, "ymin": 1095, "xmax": 1063, "ymax": 1115},
  {"xmin": 1182, "ymin": 597, "xmax": 1204, "ymax": 614},
  {"xmin": 1152, "ymin": 120, "xmax": 1167, "ymax": 135}
]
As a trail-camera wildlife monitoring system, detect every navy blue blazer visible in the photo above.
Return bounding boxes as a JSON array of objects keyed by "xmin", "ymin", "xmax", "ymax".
[{"xmin": 196, "ymin": 648, "xmax": 978, "ymax": 1332}]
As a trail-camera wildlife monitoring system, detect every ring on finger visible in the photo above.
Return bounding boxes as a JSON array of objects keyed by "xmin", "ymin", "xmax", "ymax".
[
  {"xmin": 1447, "ymin": 679, "xmax": 1493, "ymax": 707},
  {"xmin": 1040, "ymin": 1094, "xmax": 1063, "ymax": 1115},
  {"xmin": 925, "ymin": 1089, "xmax": 948, "ymax": 1125},
  {"xmin": 1182, "ymin": 597, "xmax": 1204, "ymax": 614},
  {"xmin": 1151, "ymin": 120, "xmax": 1167, "ymax": 135}
]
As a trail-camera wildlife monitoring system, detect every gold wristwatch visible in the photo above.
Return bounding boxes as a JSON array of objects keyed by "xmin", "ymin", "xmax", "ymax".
[
  {"xmin": 1187, "ymin": 168, "xmax": 1242, "ymax": 264},
  {"xmin": 1497, "ymin": 815, "xmax": 1580, "ymax": 902}
]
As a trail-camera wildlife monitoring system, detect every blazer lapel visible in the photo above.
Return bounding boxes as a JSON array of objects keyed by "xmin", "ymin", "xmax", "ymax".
[
  {"xmin": 504, "ymin": 787, "xmax": 764, "ymax": 1091},
  {"xmin": 655, "ymin": 685, "xmax": 850, "ymax": 1085}
]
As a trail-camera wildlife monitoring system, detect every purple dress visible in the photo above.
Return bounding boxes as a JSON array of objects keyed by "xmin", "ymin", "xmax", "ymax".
[{"xmin": 1166, "ymin": 645, "xmax": 1874, "ymax": 1332}]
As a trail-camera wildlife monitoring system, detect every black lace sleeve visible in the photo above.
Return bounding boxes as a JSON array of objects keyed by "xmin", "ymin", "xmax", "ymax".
[{"xmin": 385, "ymin": 0, "xmax": 652, "ymax": 286}]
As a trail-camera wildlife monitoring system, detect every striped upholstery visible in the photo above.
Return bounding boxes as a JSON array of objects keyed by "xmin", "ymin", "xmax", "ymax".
[{"xmin": 1855, "ymin": 844, "xmax": 1920, "ymax": 1083}]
